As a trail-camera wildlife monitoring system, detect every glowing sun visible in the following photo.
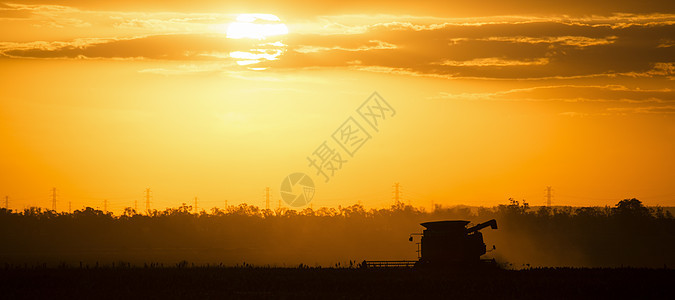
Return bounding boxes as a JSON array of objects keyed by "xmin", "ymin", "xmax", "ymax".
[
  {"xmin": 221, "ymin": 14, "xmax": 289, "ymax": 68},
  {"xmin": 226, "ymin": 14, "xmax": 289, "ymax": 40}
]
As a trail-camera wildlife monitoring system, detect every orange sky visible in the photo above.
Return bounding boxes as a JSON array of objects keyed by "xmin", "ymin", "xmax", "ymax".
[{"xmin": 1, "ymin": 1, "xmax": 674, "ymax": 213}]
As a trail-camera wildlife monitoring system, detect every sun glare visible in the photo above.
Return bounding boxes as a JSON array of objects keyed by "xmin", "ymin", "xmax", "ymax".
[
  {"xmin": 226, "ymin": 14, "xmax": 289, "ymax": 40},
  {"xmin": 222, "ymin": 14, "xmax": 289, "ymax": 68}
]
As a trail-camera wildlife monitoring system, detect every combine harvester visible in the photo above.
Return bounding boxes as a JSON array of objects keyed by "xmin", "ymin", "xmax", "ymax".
[{"xmin": 362, "ymin": 219, "xmax": 498, "ymax": 269}]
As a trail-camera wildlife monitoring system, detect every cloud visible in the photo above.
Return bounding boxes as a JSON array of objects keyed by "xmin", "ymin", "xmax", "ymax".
[
  {"xmin": 440, "ymin": 57, "xmax": 549, "ymax": 67},
  {"xmin": 138, "ymin": 63, "xmax": 234, "ymax": 75},
  {"xmin": 622, "ymin": 62, "xmax": 675, "ymax": 78},
  {"xmin": 435, "ymin": 84, "xmax": 675, "ymax": 116},
  {"xmin": 1, "ymin": 34, "xmax": 246, "ymax": 60},
  {"xmin": 559, "ymin": 111, "xmax": 590, "ymax": 117},
  {"xmin": 433, "ymin": 84, "xmax": 675, "ymax": 116},
  {"xmin": 5, "ymin": 0, "xmax": 675, "ymax": 19},
  {"xmin": 436, "ymin": 85, "xmax": 675, "ymax": 102},
  {"xmin": 1, "ymin": 3, "xmax": 672, "ymax": 119},
  {"xmin": 607, "ymin": 105, "xmax": 675, "ymax": 114},
  {"xmin": 0, "ymin": 3, "xmax": 235, "ymax": 41},
  {"xmin": 0, "ymin": 3, "xmax": 90, "ymax": 28},
  {"xmin": 266, "ymin": 17, "xmax": 675, "ymax": 80},
  {"xmin": 1, "ymin": 4, "xmax": 673, "ymax": 81},
  {"xmin": 294, "ymin": 40, "xmax": 396, "ymax": 53},
  {"xmin": 476, "ymin": 36, "xmax": 618, "ymax": 47}
]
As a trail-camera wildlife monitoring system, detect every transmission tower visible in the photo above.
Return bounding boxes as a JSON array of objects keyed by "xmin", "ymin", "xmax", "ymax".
[
  {"xmin": 145, "ymin": 188, "xmax": 151, "ymax": 214},
  {"xmin": 194, "ymin": 196, "xmax": 198, "ymax": 213},
  {"xmin": 4, "ymin": 196, "xmax": 8, "ymax": 210},
  {"xmin": 134, "ymin": 200, "xmax": 138, "ymax": 212},
  {"xmin": 393, "ymin": 183, "xmax": 401, "ymax": 204},
  {"xmin": 104, "ymin": 199, "xmax": 108, "ymax": 213},
  {"xmin": 265, "ymin": 187, "xmax": 270, "ymax": 210},
  {"xmin": 546, "ymin": 186, "xmax": 553, "ymax": 207},
  {"xmin": 68, "ymin": 201, "xmax": 72, "ymax": 214},
  {"xmin": 51, "ymin": 187, "xmax": 57, "ymax": 211}
]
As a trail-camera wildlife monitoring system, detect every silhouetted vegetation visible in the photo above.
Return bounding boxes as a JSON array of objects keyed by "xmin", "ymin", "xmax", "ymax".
[
  {"xmin": 0, "ymin": 266, "xmax": 673, "ymax": 299},
  {"xmin": 0, "ymin": 199, "xmax": 673, "ymax": 268}
]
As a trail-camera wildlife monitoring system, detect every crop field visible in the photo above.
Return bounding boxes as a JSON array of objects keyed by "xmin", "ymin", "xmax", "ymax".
[{"xmin": 1, "ymin": 266, "xmax": 672, "ymax": 299}]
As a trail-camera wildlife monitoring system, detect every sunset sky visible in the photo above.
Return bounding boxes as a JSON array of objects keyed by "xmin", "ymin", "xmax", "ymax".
[{"xmin": 1, "ymin": 1, "xmax": 674, "ymax": 213}]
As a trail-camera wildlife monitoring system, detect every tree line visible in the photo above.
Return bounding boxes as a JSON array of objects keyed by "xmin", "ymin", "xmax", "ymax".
[{"xmin": 0, "ymin": 198, "xmax": 672, "ymax": 268}]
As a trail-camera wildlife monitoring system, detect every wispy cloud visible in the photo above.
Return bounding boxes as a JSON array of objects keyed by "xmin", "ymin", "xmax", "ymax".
[
  {"xmin": 1, "ymin": 34, "xmax": 243, "ymax": 60},
  {"xmin": 137, "ymin": 63, "xmax": 234, "ymax": 75},
  {"xmin": 435, "ymin": 85, "xmax": 675, "ymax": 102},
  {"xmin": 440, "ymin": 57, "xmax": 549, "ymax": 67},
  {"xmin": 294, "ymin": 40, "xmax": 396, "ymax": 53},
  {"xmin": 475, "ymin": 36, "xmax": 618, "ymax": 47},
  {"xmin": 435, "ymin": 84, "xmax": 675, "ymax": 115},
  {"xmin": 607, "ymin": 105, "xmax": 675, "ymax": 114}
]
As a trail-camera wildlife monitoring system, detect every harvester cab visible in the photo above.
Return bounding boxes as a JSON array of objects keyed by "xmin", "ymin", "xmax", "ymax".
[
  {"xmin": 415, "ymin": 219, "xmax": 498, "ymax": 267},
  {"xmin": 361, "ymin": 219, "xmax": 498, "ymax": 269}
]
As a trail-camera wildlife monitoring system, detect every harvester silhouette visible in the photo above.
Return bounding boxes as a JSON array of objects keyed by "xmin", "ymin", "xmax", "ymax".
[{"xmin": 362, "ymin": 219, "xmax": 498, "ymax": 268}]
